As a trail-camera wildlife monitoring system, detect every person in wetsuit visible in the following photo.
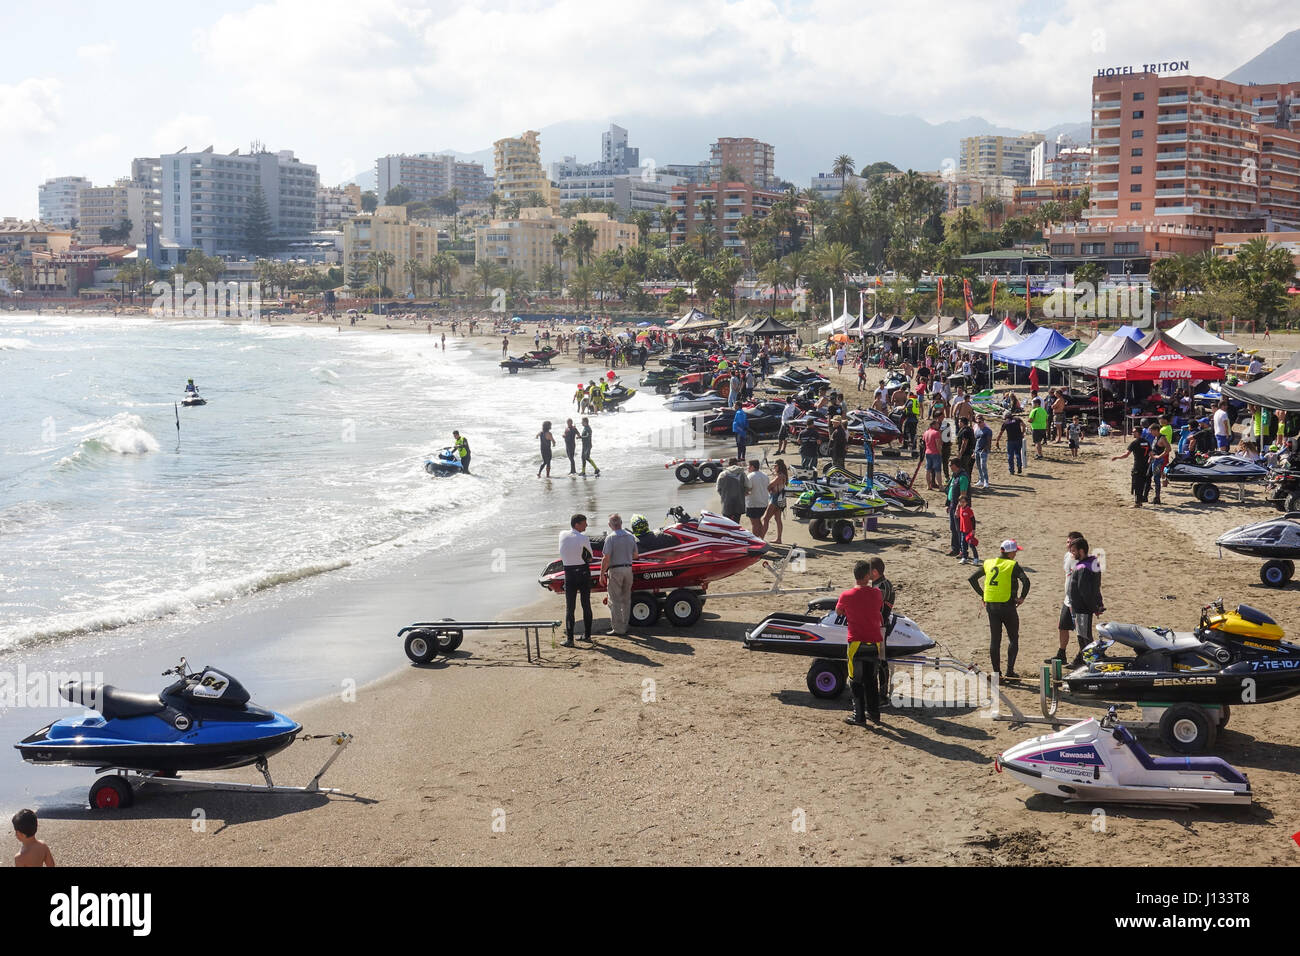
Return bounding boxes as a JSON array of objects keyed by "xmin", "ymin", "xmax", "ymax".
[
  {"xmin": 536, "ymin": 420, "xmax": 556, "ymax": 478},
  {"xmin": 452, "ymin": 430, "xmax": 470, "ymax": 474}
]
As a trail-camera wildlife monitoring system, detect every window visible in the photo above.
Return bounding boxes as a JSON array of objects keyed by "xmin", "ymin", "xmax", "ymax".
[
  {"xmin": 1132, "ymin": 110, "xmax": 1145, "ymax": 119},
  {"xmin": 1133, "ymin": 91, "xmax": 1145, "ymax": 101},
  {"xmin": 1130, "ymin": 165, "xmax": 1144, "ymax": 175},
  {"xmin": 1131, "ymin": 147, "xmax": 1144, "ymax": 156},
  {"xmin": 1050, "ymin": 243, "xmax": 1075, "ymax": 255},
  {"xmin": 1130, "ymin": 202, "xmax": 1143, "ymax": 211},
  {"xmin": 1081, "ymin": 242, "xmax": 1106, "ymax": 255},
  {"xmin": 1113, "ymin": 242, "xmax": 1139, "ymax": 254},
  {"xmin": 1130, "ymin": 184, "xmax": 1143, "ymax": 193},
  {"xmin": 1132, "ymin": 130, "xmax": 1144, "ymax": 139}
]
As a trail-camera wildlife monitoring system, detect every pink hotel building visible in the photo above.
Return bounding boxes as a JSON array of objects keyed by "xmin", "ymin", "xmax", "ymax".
[{"xmin": 1045, "ymin": 72, "xmax": 1300, "ymax": 269}]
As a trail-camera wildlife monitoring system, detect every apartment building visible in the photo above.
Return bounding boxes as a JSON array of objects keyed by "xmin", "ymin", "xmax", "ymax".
[
  {"xmin": 709, "ymin": 137, "xmax": 776, "ymax": 190},
  {"xmin": 959, "ymin": 134, "xmax": 1045, "ymax": 185},
  {"xmin": 475, "ymin": 209, "xmax": 636, "ymax": 282},
  {"xmin": 493, "ymin": 131, "xmax": 554, "ymax": 207},
  {"xmin": 37, "ymin": 176, "xmax": 92, "ymax": 229},
  {"xmin": 161, "ymin": 147, "xmax": 319, "ymax": 256},
  {"xmin": 77, "ymin": 180, "xmax": 151, "ymax": 246},
  {"xmin": 316, "ymin": 184, "xmax": 361, "ymax": 230},
  {"xmin": 375, "ymin": 153, "xmax": 491, "ymax": 204},
  {"xmin": 666, "ymin": 182, "xmax": 799, "ymax": 255},
  {"xmin": 808, "ymin": 171, "xmax": 870, "ymax": 203},
  {"xmin": 341, "ymin": 205, "xmax": 438, "ymax": 289}
]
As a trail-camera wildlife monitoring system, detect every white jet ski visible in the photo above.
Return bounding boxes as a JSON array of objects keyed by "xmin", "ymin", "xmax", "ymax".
[
  {"xmin": 664, "ymin": 390, "xmax": 728, "ymax": 412},
  {"xmin": 996, "ymin": 707, "xmax": 1251, "ymax": 806}
]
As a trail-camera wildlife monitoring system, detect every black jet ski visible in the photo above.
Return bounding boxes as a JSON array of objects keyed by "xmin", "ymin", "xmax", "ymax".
[
  {"xmin": 1164, "ymin": 454, "xmax": 1269, "ymax": 503},
  {"xmin": 16, "ymin": 658, "xmax": 301, "ymax": 778},
  {"xmin": 746, "ymin": 596, "xmax": 937, "ymax": 699},
  {"xmin": 500, "ymin": 356, "xmax": 543, "ymax": 373},
  {"xmin": 424, "ymin": 447, "xmax": 465, "ymax": 476},
  {"xmin": 181, "ymin": 389, "xmax": 206, "ymax": 407},
  {"xmin": 770, "ymin": 367, "xmax": 829, "ymax": 390},
  {"xmin": 1064, "ymin": 600, "xmax": 1300, "ymax": 707},
  {"xmin": 700, "ymin": 402, "xmax": 785, "ymax": 438},
  {"xmin": 1216, "ymin": 513, "xmax": 1300, "ymax": 588}
]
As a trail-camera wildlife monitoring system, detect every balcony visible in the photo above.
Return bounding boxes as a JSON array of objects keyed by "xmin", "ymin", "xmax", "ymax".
[
  {"xmin": 1154, "ymin": 188, "xmax": 1187, "ymax": 197},
  {"xmin": 1091, "ymin": 190, "xmax": 1119, "ymax": 200},
  {"xmin": 1262, "ymin": 142, "xmax": 1300, "ymax": 159},
  {"xmin": 1157, "ymin": 94, "xmax": 1189, "ymax": 105},
  {"xmin": 1083, "ymin": 209, "xmax": 1119, "ymax": 218},
  {"xmin": 1155, "ymin": 205, "xmax": 1198, "ymax": 215},
  {"xmin": 1156, "ymin": 133, "xmax": 1187, "ymax": 143},
  {"xmin": 1093, "ymin": 97, "xmax": 1122, "ymax": 109},
  {"xmin": 1157, "ymin": 112, "xmax": 1189, "ymax": 123},
  {"xmin": 1092, "ymin": 137, "xmax": 1121, "ymax": 147},
  {"xmin": 1156, "ymin": 168, "xmax": 1186, "ymax": 179},
  {"xmin": 1091, "ymin": 173, "xmax": 1119, "ymax": 183},
  {"xmin": 1156, "ymin": 150, "xmax": 1187, "ymax": 161}
]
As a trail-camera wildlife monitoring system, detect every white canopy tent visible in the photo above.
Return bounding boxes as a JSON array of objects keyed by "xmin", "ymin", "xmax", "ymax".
[
  {"xmin": 1164, "ymin": 317, "xmax": 1236, "ymax": 355},
  {"xmin": 958, "ymin": 324, "xmax": 1025, "ymax": 355}
]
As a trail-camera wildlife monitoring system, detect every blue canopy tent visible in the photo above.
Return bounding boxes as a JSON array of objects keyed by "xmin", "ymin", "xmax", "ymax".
[
  {"xmin": 1112, "ymin": 325, "xmax": 1145, "ymax": 341},
  {"xmin": 993, "ymin": 327, "xmax": 1074, "ymax": 367}
]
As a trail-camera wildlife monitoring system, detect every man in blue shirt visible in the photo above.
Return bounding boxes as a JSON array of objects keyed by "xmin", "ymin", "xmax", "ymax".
[
  {"xmin": 974, "ymin": 415, "xmax": 993, "ymax": 489},
  {"xmin": 732, "ymin": 405, "xmax": 749, "ymax": 460}
]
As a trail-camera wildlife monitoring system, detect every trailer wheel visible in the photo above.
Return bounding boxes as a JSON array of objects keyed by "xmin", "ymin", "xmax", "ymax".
[
  {"xmin": 1197, "ymin": 483, "xmax": 1221, "ymax": 504},
  {"xmin": 1217, "ymin": 703, "xmax": 1231, "ymax": 729},
  {"xmin": 436, "ymin": 619, "xmax": 464, "ymax": 653},
  {"xmin": 664, "ymin": 589, "xmax": 703, "ymax": 627},
  {"xmin": 1190, "ymin": 482, "xmax": 1204, "ymax": 499},
  {"xmin": 832, "ymin": 519, "xmax": 855, "ymax": 544},
  {"xmin": 809, "ymin": 518, "xmax": 829, "ymax": 540},
  {"xmin": 674, "ymin": 463, "xmax": 698, "ymax": 483},
  {"xmin": 806, "ymin": 660, "xmax": 847, "ymax": 699},
  {"xmin": 1159, "ymin": 703, "xmax": 1216, "ymax": 754},
  {"xmin": 404, "ymin": 629, "xmax": 440, "ymax": 664},
  {"xmin": 697, "ymin": 462, "xmax": 720, "ymax": 483},
  {"xmin": 90, "ymin": 775, "xmax": 133, "ymax": 810},
  {"xmin": 1261, "ymin": 560, "xmax": 1290, "ymax": 589},
  {"xmin": 629, "ymin": 592, "xmax": 660, "ymax": 627}
]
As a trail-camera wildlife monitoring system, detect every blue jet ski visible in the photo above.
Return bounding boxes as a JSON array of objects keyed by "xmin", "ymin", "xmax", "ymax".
[
  {"xmin": 16, "ymin": 658, "xmax": 302, "ymax": 807},
  {"xmin": 425, "ymin": 447, "xmax": 465, "ymax": 475}
]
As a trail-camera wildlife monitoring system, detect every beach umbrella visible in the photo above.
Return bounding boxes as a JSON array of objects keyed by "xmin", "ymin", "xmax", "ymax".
[
  {"xmin": 831, "ymin": 333, "xmax": 850, "ymax": 343},
  {"xmin": 637, "ymin": 321, "xmax": 653, "ymax": 327}
]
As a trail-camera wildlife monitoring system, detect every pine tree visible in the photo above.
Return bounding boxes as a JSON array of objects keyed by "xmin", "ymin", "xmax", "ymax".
[{"xmin": 243, "ymin": 186, "xmax": 275, "ymax": 256}]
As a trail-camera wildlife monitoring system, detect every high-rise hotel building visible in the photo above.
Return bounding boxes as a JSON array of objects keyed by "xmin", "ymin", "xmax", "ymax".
[{"xmin": 1047, "ymin": 72, "xmax": 1300, "ymax": 265}]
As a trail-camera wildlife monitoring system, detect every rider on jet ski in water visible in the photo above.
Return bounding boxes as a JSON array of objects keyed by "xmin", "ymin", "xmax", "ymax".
[{"xmin": 185, "ymin": 378, "xmax": 197, "ymax": 394}]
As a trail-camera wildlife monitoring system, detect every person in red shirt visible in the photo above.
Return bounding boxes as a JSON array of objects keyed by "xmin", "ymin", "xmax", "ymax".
[
  {"xmin": 836, "ymin": 561, "xmax": 884, "ymax": 726},
  {"xmin": 1028, "ymin": 364, "xmax": 1040, "ymax": 399}
]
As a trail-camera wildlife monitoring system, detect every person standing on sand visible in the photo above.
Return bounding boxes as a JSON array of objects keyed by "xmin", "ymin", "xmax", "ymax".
[
  {"xmin": 867, "ymin": 557, "xmax": 895, "ymax": 705},
  {"xmin": 716, "ymin": 458, "xmax": 747, "ymax": 523},
  {"xmin": 12, "ymin": 809, "xmax": 55, "ymax": 867},
  {"xmin": 1028, "ymin": 398, "xmax": 1049, "ymax": 459},
  {"xmin": 559, "ymin": 514, "xmax": 593, "ymax": 647},
  {"xmin": 761, "ymin": 459, "xmax": 789, "ymax": 543},
  {"xmin": 563, "ymin": 419, "xmax": 579, "ymax": 474},
  {"xmin": 1111, "ymin": 426, "xmax": 1151, "ymax": 507},
  {"xmin": 536, "ymin": 421, "xmax": 556, "ymax": 478},
  {"xmin": 600, "ymin": 514, "xmax": 637, "ymax": 637},
  {"xmin": 968, "ymin": 540, "xmax": 1030, "ymax": 678},
  {"xmin": 829, "ymin": 416, "xmax": 848, "ymax": 471},
  {"xmin": 993, "ymin": 413, "xmax": 1025, "ymax": 476},
  {"xmin": 744, "ymin": 459, "xmax": 770, "ymax": 538},
  {"xmin": 502, "ymin": 335, "xmax": 509, "ymax": 357},
  {"xmin": 1053, "ymin": 531, "xmax": 1084, "ymax": 665},
  {"xmin": 922, "ymin": 418, "xmax": 943, "ymax": 490},
  {"xmin": 1066, "ymin": 535, "xmax": 1105, "ymax": 667},
  {"xmin": 838, "ymin": 560, "xmax": 884, "ymax": 726},
  {"xmin": 441, "ymin": 333, "xmax": 446, "ymax": 351},
  {"xmin": 579, "ymin": 417, "xmax": 600, "ymax": 476}
]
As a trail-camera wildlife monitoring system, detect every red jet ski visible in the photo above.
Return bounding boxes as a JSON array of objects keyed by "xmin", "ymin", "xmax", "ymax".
[{"xmin": 538, "ymin": 507, "xmax": 768, "ymax": 627}]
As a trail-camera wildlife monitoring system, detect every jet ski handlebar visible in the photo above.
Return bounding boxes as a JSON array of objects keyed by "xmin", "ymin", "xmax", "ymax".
[{"xmin": 162, "ymin": 657, "xmax": 193, "ymax": 678}]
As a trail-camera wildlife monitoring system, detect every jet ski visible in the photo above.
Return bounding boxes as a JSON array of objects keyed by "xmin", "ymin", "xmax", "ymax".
[
  {"xmin": 16, "ymin": 658, "xmax": 301, "ymax": 781},
  {"xmin": 537, "ymin": 506, "xmax": 768, "ymax": 627},
  {"xmin": 425, "ymin": 447, "xmax": 465, "ymax": 476},
  {"xmin": 640, "ymin": 368, "xmax": 682, "ymax": 393},
  {"xmin": 180, "ymin": 389, "xmax": 206, "ymax": 407},
  {"xmin": 601, "ymin": 380, "xmax": 637, "ymax": 408},
  {"xmin": 1216, "ymin": 513, "xmax": 1300, "ymax": 588},
  {"xmin": 746, "ymin": 596, "xmax": 937, "ymax": 700},
  {"xmin": 770, "ymin": 367, "xmax": 829, "ymax": 390},
  {"xmin": 1064, "ymin": 600, "xmax": 1300, "ymax": 707},
  {"xmin": 700, "ymin": 402, "xmax": 785, "ymax": 438},
  {"xmin": 791, "ymin": 488, "xmax": 886, "ymax": 542},
  {"xmin": 1263, "ymin": 459, "xmax": 1300, "ymax": 513},
  {"xmin": 790, "ymin": 466, "xmax": 926, "ymax": 511},
  {"xmin": 525, "ymin": 348, "xmax": 558, "ymax": 365},
  {"xmin": 500, "ymin": 356, "xmax": 543, "ymax": 373},
  {"xmin": 1164, "ymin": 454, "xmax": 1269, "ymax": 503},
  {"xmin": 664, "ymin": 390, "xmax": 727, "ymax": 412},
  {"xmin": 996, "ymin": 707, "xmax": 1251, "ymax": 806}
]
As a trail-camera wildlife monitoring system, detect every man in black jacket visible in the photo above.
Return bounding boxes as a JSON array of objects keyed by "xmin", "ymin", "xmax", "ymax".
[{"xmin": 1067, "ymin": 536, "xmax": 1104, "ymax": 667}]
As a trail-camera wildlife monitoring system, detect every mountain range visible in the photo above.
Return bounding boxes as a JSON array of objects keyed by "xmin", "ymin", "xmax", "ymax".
[{"xmin": 342, "ymin": 28, "xmax": 1296, "ymax": 192}]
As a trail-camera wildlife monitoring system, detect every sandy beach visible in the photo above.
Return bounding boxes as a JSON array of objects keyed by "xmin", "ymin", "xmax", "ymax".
[{"xmin": 22, "ymin": 324, "xmax": 1300, "ymax": 867}]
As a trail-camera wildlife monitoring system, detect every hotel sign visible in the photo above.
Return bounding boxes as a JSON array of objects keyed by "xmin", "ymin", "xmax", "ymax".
[{"xmin": 1096, "ymin": 61, "xmax": 1190, "ymax": 77}]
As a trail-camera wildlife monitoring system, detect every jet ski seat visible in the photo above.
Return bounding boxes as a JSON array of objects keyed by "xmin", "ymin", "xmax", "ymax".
[
  {"xmin": 61, "ymin": 681, "xmax": 165, "ymax": 720},
  {"xmin": 1111, "ymin": 725, "xmax": 1248, "ymax": 785},
  {"xmin": 1101, "ymin": 623, "xmax": 1202, "ymax": 653}
]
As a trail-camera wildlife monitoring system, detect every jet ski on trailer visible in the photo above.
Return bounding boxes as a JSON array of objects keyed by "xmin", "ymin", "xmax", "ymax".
[
  {"xmin": 1216, "ymin": 513, "xmax": 1300, "ymax": 588},
  {"xmin": 1164, "ymin": 454, "xmax": 1269, "ymax": 503},
  {"xmin": 996, "ymin": 707, "xmax": 1250, "ymax": 806}
]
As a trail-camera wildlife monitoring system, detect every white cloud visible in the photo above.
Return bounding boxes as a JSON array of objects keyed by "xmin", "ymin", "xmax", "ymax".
[
  {"xmin": 0, "ymin": 77, "xmax": 62, "ymax": 139},
  {"xmin": 149, "ymin": 113, "xmax": 220, "ymax": 155},
  {"xmin": 76, "ymin": 42, "xmax": 116, "ymax": 64}
]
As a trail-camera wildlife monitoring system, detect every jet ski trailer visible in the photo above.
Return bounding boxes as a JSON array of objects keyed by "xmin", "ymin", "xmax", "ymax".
[
  {"xmin": 996, "ymin": 707, "xmax": 1251, "ymax": 806},
  {"xmin": 1163, "ymin": 454, "xmax": 1270, "ymax": 504}
]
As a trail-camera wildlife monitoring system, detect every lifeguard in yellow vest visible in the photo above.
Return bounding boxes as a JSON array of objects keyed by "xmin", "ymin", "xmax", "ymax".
[{"xmin": 967, "ymin": 540, "xmax": 1031, "ymax": 678}]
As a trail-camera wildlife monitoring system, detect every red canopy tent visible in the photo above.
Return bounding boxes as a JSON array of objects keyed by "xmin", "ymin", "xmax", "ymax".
[{"xmin": 1100, "ymin": 340, "xmax": 1226, "ymax": 382}]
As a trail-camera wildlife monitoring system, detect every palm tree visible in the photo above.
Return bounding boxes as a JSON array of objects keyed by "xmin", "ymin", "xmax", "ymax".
[
  {"xmin": 832, "ymin": 154, "xmax": 856, "ymax": 190},
  {"xmin": 405, "ymin": 259, "xmax": 423, "ymax": 296},
  {"xmin": 591, "ymin": 259, "xmax": 615, "ymax": 306},
  {"xmin": 568, "ymin": 220, "xmax": 597, "ymax": 267},
  {"xmin": 366, "ymin": 252, "xmax": 382, "ymax": 290},
  {"xmin": 487, "ymin": 192, "xmax": 501, "ymax": 219},
  {"xmin": 759, "ymin": 258, "xmax": 789, "ymax": 318},
  {"xmin": 632, "ymin": 210, "xmax": 653, "ymax": 247},
  {"xmin": 661, "ymin": 207, "xmax": 678, "ymax": 246},
  {"xmin": 713, "ymin": 250, "xmax": 745, "ymax": 318},
  {"xmin": 978, "ymin": 196, "xmax": 1004, "ymax": 229},
  {"xmin": 948, "ymin": 207, "xmax": 980, "ymax": 254},
  {"xmin": 473, "ymin": 260, "xmax": 503, "ymax": 299},
  {"xmin": 114, "ymin": 262, "xmax": 139, "ymax": 302},
  {"xmin": 817, "ymin": 242, "xmax": 861, "ymax": 292},
  {"xmin": 673, "ymin": 249, "xmax": 704, "ymax": 308},
  {"xmin": 539, "ymin": 263, "xmax": 560, "ymax": 296},
  {"xmin": 568, "ymin": 265, "xmax": 594, "ymax": 309},
  {"xmin": 551, "ymin": 233, "xmax": 569, "ymax": 276}
]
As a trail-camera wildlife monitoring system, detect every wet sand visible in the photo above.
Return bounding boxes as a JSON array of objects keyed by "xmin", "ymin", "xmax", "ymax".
[{"xmin": 31, "ymin": 367, "xmax": 1300, "ymax": 866}]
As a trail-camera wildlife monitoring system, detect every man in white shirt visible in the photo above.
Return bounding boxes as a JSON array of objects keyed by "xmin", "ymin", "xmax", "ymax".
[
  {"xmin": 1247, "ymin": 356, "xmax": 1263, "ymax": 380},
  {"xmin": 776, "ymin": 396, "xmax": 799, "ymax": 454},
  {"xmin": 600, "ymin": 514, "xmax": 639, "ymax": 637},
  {"xmin": 744, "ymin": 460, "xmax": 771, "ymax": 537},
  {"xmin": 559, "ymin": 514, "xmax": 594, "ymax": 647},
  {"xmin": 1212, "ymin": 401, "xmax": 1232, "ymax": 451},
  {"xmin": 835, "ymin": 345, "xmax": 846, "ymax": 375}
]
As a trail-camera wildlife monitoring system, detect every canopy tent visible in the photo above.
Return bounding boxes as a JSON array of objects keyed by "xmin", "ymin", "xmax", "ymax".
[
  {"xmin": 1100, "ymin": 340, "xmax": 1226, "ymax": 382},
  {"xmin": 887, "ymin": 317, "xmax": 921, "ymax": 337},
  {"xmin": 667, "ymin": 307, "xmax": 727, "ymax": 331},
  {"xmin": 1011, "ymin": 316, "xmax": 1039, "ymax": 336},
  {"xmin": 874, "ymin": 315, "xmax": 907, "ymax": 336},
  {"xmin": 1138, "ymin": 326, "xmax": 1211, "ymax": 360},
  {"xmin": 1164, "ymin": 317, "xmax": 1237, "ymax": 355},
  {"xmin": 746, "ymin": 314, "xmax": 797, "ymax": 336},
  {"xmin": 1050, "ymin": 333, "xmax": 1146, "ymax": 373},
  {"xmin": 938, "ymin": 317, "xmax": 983, "ymax": 341},
  {"xmin": 861, "ymin": 313, "xmax": 890, "ymax": 333},
  {"xmin": 906, "ymin": 315, "xmax": 961, "ymax": 338},
  {"xmin": 1033, "ymin": 340, "xmax": 1087, "ymax": 372},
  {"xmin": 959, "ymin": 323, "xmax": 1025, "ymax": 355},
  {"xmin": 993, "ymin": 327, "xmax": 1074, "ymax": 367},
  {"xmin": 727, "ymin": 314, "xmax": 755, "ymax": 333},
  {"xmin": 1221, "ymin": 349, "xmax": 1300, "ymax": 412},
  {"xmin": 1111, "ymin": 325, "xmax": 1146, "ymax": 341},
  {"xmin": 818, "ymin": 289, "xmax": 866, "ymax": 335}
]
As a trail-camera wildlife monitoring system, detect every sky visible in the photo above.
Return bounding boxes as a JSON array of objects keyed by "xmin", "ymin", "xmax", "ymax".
[{"xmin": 2, "ymin": 0, "xmax": 1297, "ymax": 218}]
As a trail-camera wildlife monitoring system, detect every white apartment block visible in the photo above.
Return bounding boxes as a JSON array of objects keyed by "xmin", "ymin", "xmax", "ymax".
[
  {"xmin": 38, "ymin": 176, "xmax": 92, "ymax": 228},
  {"xmin": 77, "ymin": 180, "xmax": 150, "ymax": 246}
]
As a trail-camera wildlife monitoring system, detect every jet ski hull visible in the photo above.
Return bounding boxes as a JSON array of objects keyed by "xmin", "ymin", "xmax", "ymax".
[
  {"xmin": 997, "ymin": 716, "xmax": 1250, "ymax": 805},
  {"xmin": 745, "ymin": 611, "xmax": 936, "ymax": 659},
  {"xmin": 1164, "ymin": 455, "xmax": 1269, "ymax": 484},
  {"xmin": 1216, "ymin": 515, "xmax": 1300, "ymax": 559}
]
